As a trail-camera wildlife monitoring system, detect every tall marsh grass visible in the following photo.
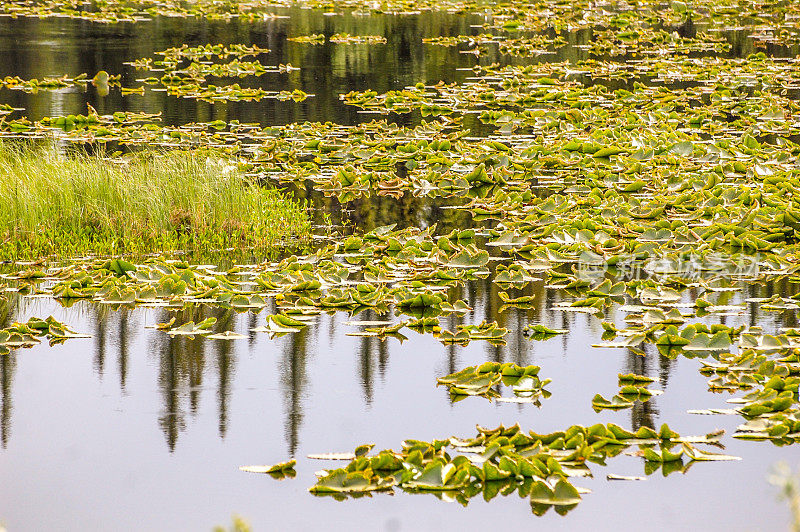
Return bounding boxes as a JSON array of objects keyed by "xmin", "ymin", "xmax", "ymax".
[{"xmin": 0, "ymin": 143, "xmax": 311, "ymax": 258}]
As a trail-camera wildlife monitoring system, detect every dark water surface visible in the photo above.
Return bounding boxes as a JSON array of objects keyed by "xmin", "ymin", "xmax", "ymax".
[
  {"xmin": 0, "ymin": 9, "xmax": 492, "ymax": 126},
  {"xmin": 0, "ymin": 9, "xmax": 798, "ymax": 532}
]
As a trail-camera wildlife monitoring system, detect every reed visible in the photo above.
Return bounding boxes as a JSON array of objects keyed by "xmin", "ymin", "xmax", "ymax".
[{"xmin": 0, "ymin": 143, "xmax": 311, "ymax": 258}]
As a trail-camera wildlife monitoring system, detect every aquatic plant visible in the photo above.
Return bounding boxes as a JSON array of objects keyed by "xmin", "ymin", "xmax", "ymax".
[
  {"xmin": 0, "ymin": 143, "xmax": 311, "ymax": 259},
  {"xmin": 0, "ymin": 316, "xmax": 89, "ymax": 355},
  {"xmin": 3, "ymin": 0, "xmax": 800, "ymax": 524},
  {"xmin": 306, "ymin": 422, "xmax": 735, "ymax": 513}
]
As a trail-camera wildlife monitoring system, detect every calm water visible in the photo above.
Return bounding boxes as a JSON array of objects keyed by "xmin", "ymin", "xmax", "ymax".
[
  {"xmin": 0, "ymin": 9, "xmax": 492, "ymax": 126},
  {"xmin": 0, "ymin": 10, "xmax": 798, "ymax": 532}
]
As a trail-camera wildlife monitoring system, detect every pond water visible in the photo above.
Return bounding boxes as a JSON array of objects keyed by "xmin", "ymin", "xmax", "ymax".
[
  {"xmin": 0, "ymin": 7, "xmax": 799, "ymax": 532},
  {"xmin": 0, "ymin": 10, "xmax": 489, "ymax": 126}
]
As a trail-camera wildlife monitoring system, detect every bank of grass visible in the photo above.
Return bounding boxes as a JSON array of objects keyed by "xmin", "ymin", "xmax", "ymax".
[{"xmin": 0, "ymin": 143, "xmax": 311, "ymax": 259}]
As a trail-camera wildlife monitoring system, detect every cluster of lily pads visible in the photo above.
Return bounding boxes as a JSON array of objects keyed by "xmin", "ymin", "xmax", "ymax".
[
  {"xmin": 3, "ymin": 41, "xmax": 800, "ymax": 450},
  {"xmin": 436, "ymin": 362, "xmax": 551, "ymax": 403},
  {"xmin": 240, "ymin": 459, "xmax": 297, "ymax": 479},
  {"xmin": 329, "ymin": 33, "xmax": 387, "ymax": 44},
  {"xmin": 0, "ymin": 316, "xmax": 89, "ymax": 355},
  {"xmin": 0, "ymin": 72, "xmax": 121, "ymax": 93},
  {"xmin": 0, "ymin": 0, "xmax": 797, "ymax": 48},
  {"xmin": 422, "ymin": 27, "xmax": 731, "ymax": 58},
  {"xmin": 4, "ymin": 0, "xmax": 800, "ymax": 520},
  {"xmin": 0, "ymin": 43, "xmax": 308, "ymax": 105},
  {"xmin": 120, "ymin": 44, "xmax": 309, "ymax": 103},
  {"xmin": 303, "ymin": 421, "xmax": 738, "ymax": 513},
  {"xmin": 592, "ymin": 374, "xmax": 660, "ymax": 411},
  {"xmin": 288, "ymin": 33, "xmax": 386, "ymax": 44},
  {"xmin": 477, "ymin": 0, "xmax": 800, "ymax": 49},
  {"xmin": 0, "ymin": 231, "xmax": 506, "ymax": 346}
]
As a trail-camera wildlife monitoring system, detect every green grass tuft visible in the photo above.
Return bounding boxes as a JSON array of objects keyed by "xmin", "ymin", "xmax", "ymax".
[{"xmin": 0, "ymin": 142, "xmax": 311, "ymax": 259}]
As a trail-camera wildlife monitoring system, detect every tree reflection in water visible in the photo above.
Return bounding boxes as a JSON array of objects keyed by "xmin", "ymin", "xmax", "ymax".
[{"xmin": 0, "ymin": 9, "xmax": 795, "ymax": 456}]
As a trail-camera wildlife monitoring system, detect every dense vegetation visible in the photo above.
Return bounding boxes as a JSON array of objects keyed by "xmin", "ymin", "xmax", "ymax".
[
  {"xmin": 0, "ymin": 144, "xmax": 310, "ymax": 258},
  {"xmin": 3, "ymin": 0, "xmax": 800, "ymax": 528}
]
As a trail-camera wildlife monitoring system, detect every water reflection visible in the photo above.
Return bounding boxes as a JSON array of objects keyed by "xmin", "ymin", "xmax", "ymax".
[
  {"xmin": 280, "ymin": 319, "xmax": 311, "ymax": 455},
  {"xmin": 1, "ymin": 2, "xmax": 799, "ymax": 465},
  {"xmin": 94, "ymin": 309, "xmax": 108, "ymax": 378},
  {"xmin": 213, "ymin": 310, "xmax": 237, "ymax": 439},
  {"xmin": 623, "ymin": 347, "xmax": 659, "ymax": 431},
  {"xmin": 0, "ymin": 7, "xmax": 795, "ymax": 137},
  {"xmin": 0, "ymin": 10, "xmax": 491, "ymax": 126},
  {"xmin": 0, "ymin": 295, "xmax": 18, "ymax": 448},
  {"xmin": 89, "ymin": 306, "xmax": 137, "ymax": 388},
  {"xmin": 1, "ymin": 256, "xmax": 798, "ymax": 457},
  {"xmin": 149, "ymin": 306, "xmax": 214, "ymax": 450},
  {"xmin": 0, "ymin": 354, "xmax": 13, "ymax": 449},
  {"xmin": 118, "ymin": 311, "xmax": 131, "ymax": 391},
  {"xmin": 7, "ymin": 8, "xmax": 788, "ymax": 131}
]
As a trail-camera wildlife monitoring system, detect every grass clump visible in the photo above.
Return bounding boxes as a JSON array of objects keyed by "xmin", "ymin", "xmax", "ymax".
[{"xmin": 0, "ymin": 143, "xmax": 311, "ymax": 259}]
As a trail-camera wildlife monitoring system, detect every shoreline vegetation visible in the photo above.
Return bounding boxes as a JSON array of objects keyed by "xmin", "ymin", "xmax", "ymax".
[{"xmin": 0, "ymin": 143, "xmax": 311, "ymax": 260}]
